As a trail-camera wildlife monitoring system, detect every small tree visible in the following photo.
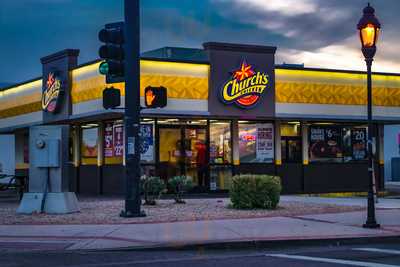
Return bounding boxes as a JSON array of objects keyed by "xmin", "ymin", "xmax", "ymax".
[
  {"xmin": 168, "ymin": 176, "xmax": 194, "ymax": 204},
  {"xmin": 141, "ymin": 176, "xmax": 166, "ymax": 205}
]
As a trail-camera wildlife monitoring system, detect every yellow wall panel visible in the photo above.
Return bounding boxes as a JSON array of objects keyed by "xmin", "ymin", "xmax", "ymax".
[
  {"xmin": 72, "ymin": 74, "xmax": 208, "ymax": 104},
  {"xmin": 276, "ymin": 81, "xmax": 400, "ymax": 106}
]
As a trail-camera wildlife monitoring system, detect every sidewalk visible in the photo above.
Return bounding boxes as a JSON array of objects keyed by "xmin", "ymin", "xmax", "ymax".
[{"xmin": 0, "ymin": 197, "xmax": 399, "ymax": 251}]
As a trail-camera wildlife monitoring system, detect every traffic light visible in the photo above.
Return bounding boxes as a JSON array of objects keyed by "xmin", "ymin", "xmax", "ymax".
[
  {"xmin": 103, "ymin": 87, "xmax": 121, "ymax": 109},
  {"xmin": 98, "ymin": 22, "xmax": 125, "ymax": 84},
  {"xmin": 144, "ymin": 86, "xmax": 167, "ymax": 108}
]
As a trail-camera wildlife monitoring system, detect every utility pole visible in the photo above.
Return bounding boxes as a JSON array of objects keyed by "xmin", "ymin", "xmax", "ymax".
[{"xmin": 120, "ymin": 0, "xmax": 144, "ymax": 217}]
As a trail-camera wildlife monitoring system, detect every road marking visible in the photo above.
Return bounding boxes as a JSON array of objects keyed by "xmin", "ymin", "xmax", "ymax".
[
  {"xmin": 353, "ymin": 248, "xmax": 400, "ymax": 255},
  {"xmin": 0, "ymin": 240, "xmax": 71, "ymax": 244},
  {"xmin": 266, "ymin": 253, "xmax": 400, "ymax": 267}
]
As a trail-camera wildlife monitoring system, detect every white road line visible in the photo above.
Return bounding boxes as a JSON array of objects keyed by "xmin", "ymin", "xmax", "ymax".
[
  {"xmin": 266, "ymin": 253, "xmax": 400, "ymax": 267},
  {"xmin": 0, "ymin": 240, "xmax": 71, "ymax": 244},
  {"xmin": 353, "ymin": 248, "xmax": 400, "ymax": 255}
]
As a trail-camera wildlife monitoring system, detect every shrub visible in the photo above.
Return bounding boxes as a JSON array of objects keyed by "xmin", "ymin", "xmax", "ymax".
[
  {"xmin": 168, "ymin": 176, "xmax": 194, "ymax": 204},
  {"xmin": 141, "ymin": 176, "xmax": 166, "ymax": 205},
  {"xmin": 230, "ymin": 174, "xmax": 281, "ymax": 209}
]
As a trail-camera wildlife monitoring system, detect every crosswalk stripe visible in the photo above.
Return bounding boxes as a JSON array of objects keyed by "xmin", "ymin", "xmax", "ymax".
[
  {"xmin": 353, "ymin": 248, "xmax": 400, "ymax": 255},
  {"xmin": 266, "ymin": 253, "xmax": 400, "ymax": 267}
]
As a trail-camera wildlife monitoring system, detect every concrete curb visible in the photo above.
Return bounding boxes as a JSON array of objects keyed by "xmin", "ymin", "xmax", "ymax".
[{"xmin": 98, "ymin": 235, "xmax": 400, "ymax": 252}]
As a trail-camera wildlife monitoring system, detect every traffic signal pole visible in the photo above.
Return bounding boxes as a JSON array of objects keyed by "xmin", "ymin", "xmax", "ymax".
[{"xmin": 120, "ymin": 0, "xmax": 144, "ymax": 217}]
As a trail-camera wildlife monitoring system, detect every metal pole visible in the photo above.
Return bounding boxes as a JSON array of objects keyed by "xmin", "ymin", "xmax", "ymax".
[
  {"xmin": 363, "ymin": 58, "xmax": 379, "ymax": 228},
  {"xmin": 121, "ymin": 0, "xmax": 145, "ymax": 217}
]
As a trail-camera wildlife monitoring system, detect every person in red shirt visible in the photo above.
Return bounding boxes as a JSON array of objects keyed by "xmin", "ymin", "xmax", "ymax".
[{"xmin": 195, "ymin": 141, "xmax": 207, "ymax": 187}]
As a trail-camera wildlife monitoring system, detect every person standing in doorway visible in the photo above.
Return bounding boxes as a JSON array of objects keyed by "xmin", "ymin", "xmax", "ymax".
[{"xmin": 196, "ymin": 140, "xmax": 207, "ymax": 189}]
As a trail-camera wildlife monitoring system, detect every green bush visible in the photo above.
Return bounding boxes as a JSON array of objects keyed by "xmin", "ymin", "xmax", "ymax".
[
  {"xmin": 168, "ymin": 176, "xmax": 194, "ymax": 204},
  {"xmin": 230, "ymin": 174, "xmax": 281, "ymax": 209},
  {"xmin": 141, "ymin": 176, "xmax": 166, "ymax": 205}
]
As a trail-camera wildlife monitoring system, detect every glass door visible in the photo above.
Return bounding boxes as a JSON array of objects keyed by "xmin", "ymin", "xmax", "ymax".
[
  {"xmin": 158, "ymin": 127, "xmax": 182, "ymax": 182},
  {"xmin": 281, "ymin": 136, "xmax": 302, "ymax": 163},
  {"xmin": 158, "ymin": 125, "xmax": 207, "ymax": 190},
  {"xmin": 183, "ymin": 127, "xmax": 207, "ymax": 189}
]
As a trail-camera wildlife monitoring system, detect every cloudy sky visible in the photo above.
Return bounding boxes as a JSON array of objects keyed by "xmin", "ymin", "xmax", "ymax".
[{"xmin": 1, "ymin": 0, "xmax": 399, "ymax": 84}]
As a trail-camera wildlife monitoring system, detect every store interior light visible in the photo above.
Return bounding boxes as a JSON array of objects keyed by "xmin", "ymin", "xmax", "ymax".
[
  {"xmin": 81, "ymin": 123, "xmax": 99, "ymax": 128},
  {"xmin": 314, "ymin": 122, "xmax": 335, "ymax": 125}
]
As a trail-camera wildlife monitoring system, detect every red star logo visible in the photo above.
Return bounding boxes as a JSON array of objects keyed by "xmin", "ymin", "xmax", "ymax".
[
  {"xmin": 233, "ymin": 61, "xmax": 255, "ymax": 81},
  {"xmin": 46, "ymin": 73, "xmax": 55, "ymax": 89}
]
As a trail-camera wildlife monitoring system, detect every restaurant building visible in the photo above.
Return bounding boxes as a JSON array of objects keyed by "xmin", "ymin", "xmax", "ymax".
[{"xmin": 1, "ymin": 42, "xmax": 400, "ymax": 195}]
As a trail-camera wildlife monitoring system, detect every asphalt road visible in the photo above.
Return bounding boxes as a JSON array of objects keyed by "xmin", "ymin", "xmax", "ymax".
[{"xmin": 2, "ymin": 241, "xmax": 400, "ymax": 267}]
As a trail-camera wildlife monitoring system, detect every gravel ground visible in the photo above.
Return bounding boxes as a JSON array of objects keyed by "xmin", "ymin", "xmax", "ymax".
[{"xmin": 0, "ymin": 196, "xmax": 364, "ymax": 225}]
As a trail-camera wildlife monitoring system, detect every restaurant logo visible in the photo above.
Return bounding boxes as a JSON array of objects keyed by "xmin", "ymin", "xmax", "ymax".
[
  {"xmin": 220, "ymin": 60, "xmax": 269, "ymax": 108},
  {"xmin": 42, "ymin": 72, "xmax": 63, "ymax": 113}
]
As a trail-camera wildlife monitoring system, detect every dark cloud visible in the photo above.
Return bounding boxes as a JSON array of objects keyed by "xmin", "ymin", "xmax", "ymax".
[{"xmin": 1, "ymin": 0, "xmax": 399, "ymax": 83}]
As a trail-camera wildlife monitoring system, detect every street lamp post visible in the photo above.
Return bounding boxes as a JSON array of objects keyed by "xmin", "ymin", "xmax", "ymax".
[{"xmin": 357, "ymin": 3, "xmax": 381, "ymax": 229}]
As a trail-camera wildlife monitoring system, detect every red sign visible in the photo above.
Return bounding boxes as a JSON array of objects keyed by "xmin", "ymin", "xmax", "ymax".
[
  {"xmin": 113, "ymin": 125, "xmax": 124, "ymax": 157},
  {"xmin": 104, "ymin": 123, "xmax": 113, "ymax": 157}
]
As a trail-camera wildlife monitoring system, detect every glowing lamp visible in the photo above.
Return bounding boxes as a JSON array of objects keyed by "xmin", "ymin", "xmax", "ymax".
[{"xmin": 357, "ymin": 3, "xmax": 381, "ymax": 59}]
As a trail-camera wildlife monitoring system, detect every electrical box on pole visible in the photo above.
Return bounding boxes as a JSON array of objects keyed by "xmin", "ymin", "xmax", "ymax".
[{"xmin": 98, "ymin": 22, "xmax": 125, "ymax": 84}]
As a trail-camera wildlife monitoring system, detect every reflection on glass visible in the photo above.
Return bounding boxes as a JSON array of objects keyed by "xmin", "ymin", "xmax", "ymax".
[
  {"xmin": 210, "ymin": 165, "xmax": 232, "ymax": 190},
  {"xmin": 309, "ymin": 125, "xmax": 367, "ymax": 163},
  {"xmin": 159, "ymin": 128, "xmax": 181, "ymax": 163},
  {"xmin": 81, "ymin": 127, "xmax": 98, "ymax": 158},
  {"xmin": 210, "ymin": 121, "xmax": 231, "ymax": 164},
  {"xmin": 184, "ymin": 128, "xmax": 207, "ymax": 187},
  {"xmin": 239, "ymin": 123, "xmax": 274, "ymax": 163}
]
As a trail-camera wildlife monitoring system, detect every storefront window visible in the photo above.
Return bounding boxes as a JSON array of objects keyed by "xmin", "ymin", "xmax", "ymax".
[
  {"xmin": 209, "ymin": 121, "xmax": 232, "ymax": 164},
  {"xmin": 309, "ymin": 125, "xmax": 367, "ymax": 163},
  {"xmin": 104, "ymin": 121, "xmax": 124, "ymax": 164},
  {"xmin": 104, "ymin": 119, "xmax": 155, "ymax": 164},
  {"xmin": 210, "ymin": 165, "xmax": 232, "ymax": 191},
  {"xmin": 281, "ymin": 122, "xmax": 302, "ymax": 163},
  {"xmin": 81, "ymin": 124, "xmax": 99, "ymax": 165},
  {"xmin": 69, "ymin": 126, "xmax": 77, "ymax": 162},
  {"xmin": 239, "ymin": 122, "xmax": 274, "ymax": 163},
  {"xmin": 140, "ymin": 120, "xmax": 155, "ymax": 163},
  {"xmin": 23, "ymin": 133, "xmax": 29, "ymax": 164}
]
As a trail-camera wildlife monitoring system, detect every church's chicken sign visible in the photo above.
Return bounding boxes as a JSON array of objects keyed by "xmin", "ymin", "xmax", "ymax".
[{"xmin": 220, "ymin": 60, "xmax": 269, "ymax": 108}]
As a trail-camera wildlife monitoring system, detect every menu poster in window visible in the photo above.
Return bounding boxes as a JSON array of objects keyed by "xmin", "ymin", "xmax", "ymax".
[
  {"xmin": 256, "ymin": 123, "xmax": 274, "ymax": 162},
  {"xmin": 239, "ymin": 125, "xmax": 256, "ymax": 161},
  {"xmin": 140, "ymin": 124, "xmax": 154, "ymax": 162},
  {"xmin": 113, "ymin": 125, "xmax": 124, "ymax": 157},
  {"xmin": 351, "ymin": 128, "xmax": 367, "ymax": 160},
  {"xmin": 310, "ymin": 126, "xmax": 342, "ymax": 159},
  {"xmin": 104, "ymin": 123, "xmax": 114, "ymax": 157},
  {"xmin": 82, "ymin": 128, "xmax": 98, "ymax": 158}
]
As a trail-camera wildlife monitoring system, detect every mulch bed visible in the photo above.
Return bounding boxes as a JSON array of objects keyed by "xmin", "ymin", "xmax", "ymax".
[{"xmin": 0, "ymin": 197, "xmax": 364, "ymax": 225}]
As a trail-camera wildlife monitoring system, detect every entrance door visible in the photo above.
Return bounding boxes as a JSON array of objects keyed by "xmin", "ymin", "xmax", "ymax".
[
  {"xmin": 183, "ymin": 127, "xmax": 207, "ymax": 189},
  {"xmin": 158, "ymin": 127, "xmax": 182, "ymax": 180},
  {"xmin": 158, "ymin": 126, "xmax": 207, "ymax": 189}
]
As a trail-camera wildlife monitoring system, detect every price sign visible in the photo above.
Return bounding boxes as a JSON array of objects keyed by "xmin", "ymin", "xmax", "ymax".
[
  {"xmin": 104, "ymin": 123, "xmax": 113, "ymax": 157},
  {"xmin": 113, "ymin": 125, "xmax": 124, "ymax": 157}
]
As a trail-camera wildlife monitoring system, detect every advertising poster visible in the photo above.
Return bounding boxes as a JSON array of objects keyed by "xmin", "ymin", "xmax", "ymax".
[
  {"xmin": 113, "ymin": 125, "xmax": 124, "ymax": 157},
  {"xmin": 140, "ymin": 124, "xmax": 154, "ymax": 162},
  {"xmin": 239, "ymin": 125, "xmax": 257, "ymax": 162},
  {"xmin": 309, "ymin": 126, "xmax": 342, "ymax": 159},
  {"xmin": 104, "ymin": 123, "xmax": 114, "ymax": 157},
  {"xmin": 82, "ymin": 127, "xmax": 98, "ymax": 158},
  {"xmin": 351, "ymin": 128, "xmax": 367, "ymax": 160},
  {"xmin": 256, "ymin": 123, "xmax": 274, "ymax": 162}
]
